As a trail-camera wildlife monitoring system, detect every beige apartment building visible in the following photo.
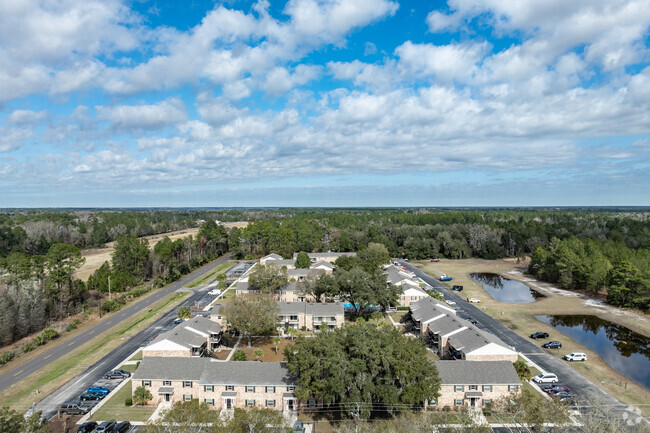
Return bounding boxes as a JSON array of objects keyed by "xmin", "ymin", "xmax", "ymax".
[
  {"xmin": 277, "ymin": 302, "xmax": 344, "ymax": 333},
  {"xmin": 433, "ymin": 360, "xmax": 521, "ymax": 408},
  {"xmin": 142, "ymin": 316, "xmax": 222, "ymax": 358},
  {"xmin": 132, "ymin": 357, "xmax": 299, "ymax": 412}
]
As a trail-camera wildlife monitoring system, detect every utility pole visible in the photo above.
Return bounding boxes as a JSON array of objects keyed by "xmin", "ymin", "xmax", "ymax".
[{"xmin": 108, "ymin": 275, "xmax": 111, "ymax": 301}]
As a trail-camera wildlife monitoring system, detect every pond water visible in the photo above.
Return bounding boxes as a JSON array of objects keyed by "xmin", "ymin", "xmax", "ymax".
[
  {"xmin": 470, "ymin": 273, "xmax": 545, "ymax": 303},
  {"xmin": 536, "ymin": 315, "xmax": 650, "ymax": 389}
]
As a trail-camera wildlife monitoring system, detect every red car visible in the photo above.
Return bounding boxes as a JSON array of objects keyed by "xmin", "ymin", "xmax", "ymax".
[{"xmin": 430, "ymin": 258, "xmax": 440, "ymax": 262}]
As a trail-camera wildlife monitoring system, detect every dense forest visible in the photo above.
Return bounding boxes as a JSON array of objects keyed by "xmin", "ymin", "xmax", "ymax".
[{"xmin": 1, "ymin": 207, "xmax": 649, "ymax": 354}]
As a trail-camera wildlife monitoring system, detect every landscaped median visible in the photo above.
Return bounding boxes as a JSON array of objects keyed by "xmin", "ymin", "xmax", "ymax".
[{"xmin": 0, "ymin": 291, "xmax": 190, "ymax": 413}]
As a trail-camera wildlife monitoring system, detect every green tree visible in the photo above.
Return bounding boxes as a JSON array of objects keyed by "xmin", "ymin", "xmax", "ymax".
[
  {"xmin": 223, "ymin": 407, "xmax": 291, "ymax": 433},
  {"xmin": 295, "ymin": 251, "xmax": 311, "ymax": 269},
  {"xmin": 357, "ymin": 243, "xmax": 391, "ymax": 272},
  {"xmin": 253, "ymin": 348, "xmax": 263, "ymax": 361},
  {"xmin": 177, "ymin": 306, "xmax": 191, "ymax": 320},
  {"xmin": 233, "ymin": 349, "xmax": 247, "ymax": 361},
  {"xmin": 285, "ymin": 327, "xmax": 298, "ymax": 342},
  {"xmin": 284, "ymin": 323, "xmax": 440, "ymax": 418},
  {"xmin": 334, "ymin": 268, "xmax": 400, "ymax": 316},
  {"xmin": 221, "ymin": 294, "xmax": 279, "ymax": 347},
  {"xmin": 272, "ymin": 336, "xmax": 281, "ymax": 354},
  {"xmin": 607, "ymin": 260, "xmax": 645, "ymax": 308},
  {"xmin": 300, "ymin": 272, "xmax": 337, "ymax": 302},
  {"xmin": 133, "ymin": 386, "xmax": 153, "ymax": 405},
  {"xmin": 248, "ymin": 265, "xmax": 288, "ymax": 294},
  {"xmin": 513, "ymin": 359, "xmax": 532, "ymax": 381},
  {"xmin": 112, "ymin": 235, "xmax": 150, "ymax": 281}
]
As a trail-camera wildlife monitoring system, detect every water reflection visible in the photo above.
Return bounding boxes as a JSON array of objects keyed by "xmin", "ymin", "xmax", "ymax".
[
  {"xmin": 537, "ymin": 314, "xmax": 650, "ymax": 389},
  {"xmin": 470, "ymin": 273, "xmax": 544, "ymax": 303}
]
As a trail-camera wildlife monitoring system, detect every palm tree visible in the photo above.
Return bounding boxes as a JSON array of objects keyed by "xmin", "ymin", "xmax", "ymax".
[
  {"xmin": 177, "ymin": 306, "xmax": 191, "ymax": 320},
  {"xmin": 253, "ymin": 348, "xmax": 264, "ymax": 361},
  {"xmin": 133, "ymin": 386, "xmax": 152, "ymax": 405},
  {"xmin": 286, "ymin": 327, "xmax": 298, "ymax": 342},
  {"xmin": 272, "ymin": 336, "xmax": 281, "ymax": 354}
]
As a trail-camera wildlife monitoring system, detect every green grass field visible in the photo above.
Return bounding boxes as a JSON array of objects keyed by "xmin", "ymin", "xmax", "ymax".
[
  {"xmin": 187, "ymin": 261, "xmax": 233, "ymax": 288},
  {"xmin": 89, "ymin": 380, "xmax": 156, "ymax": 422}
]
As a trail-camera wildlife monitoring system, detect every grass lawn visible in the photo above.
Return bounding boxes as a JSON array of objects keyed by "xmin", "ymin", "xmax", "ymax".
[
  {"xmin": 187, "ymin": 261, "xmax": 234, "ymax": 288},
  {"xmin": 89, "ymin": 380, "xmax": 156, "ymax": 422},
  {"xmin": 389, "ymin": 312, "xmax": 407, "ymax": 323},
  {"xmin": 118, "ymin": 363, "xmax": 138, "ymax": 373},
  {"xmin": 233, "ymin": 337, "xmax": 295, "ymax": 362},
  {"xmin": 128, "ymin": 350, "xmax": 142, "ymax": 361},
  {"xmin": 0, "ymin": 291, "xmax": 189, "ymax": 413},
  {"xmin": 413, "ymin": 258, "xmax": 650, "ymax": 417}
]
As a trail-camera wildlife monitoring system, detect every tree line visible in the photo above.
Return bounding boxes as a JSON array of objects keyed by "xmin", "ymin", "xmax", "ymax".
[{"xmin": 0, "ymin": 221, "xmax": 229, "ymax": 350}]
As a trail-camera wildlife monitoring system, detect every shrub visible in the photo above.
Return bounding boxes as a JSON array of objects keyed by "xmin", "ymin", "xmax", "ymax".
[
  {"xmin": 22, "ymin": 343, "xmax": 35, "ymax": 353},
  {"xmin": 0, "ymin": 351, "xmax": 15, "ymax": 366},
  {"xmin": 73, "ymin": 318, "xmax": 82, "ymax": 326},
  {"xmin": 34, "ymin": 329, "xmax": 60, "ymax": 346},
  {"xmin": 442, "ymin": 406, "xmax": 451, "ymax": 412},
  {"xmin": 125, "ymin": 397, "xmax": 133, "ymax": 406},
  {"xmin": 102, "ymin": 300, "xmax": 120, "ymax": 313},
  {"xmin": 396, "ymin": 306, "xmax": 410, "ymax": 311},
  {"xmin": 66, "ymin": 323, "xmax": 77, "ymax": 332},
  {"xmin": 301, "ymin": 326, "xmax": 307, "ymax": 331},
  {"xmin": 233, "ymin": 350, "xmax": 247, "ymax": 361}
]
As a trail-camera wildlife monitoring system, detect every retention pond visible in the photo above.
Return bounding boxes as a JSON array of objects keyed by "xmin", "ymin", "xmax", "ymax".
[
  {"xmin": 536, "ymin": 314, "xmax": 650, "ymax": 389},
  {"xmin": 470, "ymin": 272, "xmax": 544, "ymax": 303}
]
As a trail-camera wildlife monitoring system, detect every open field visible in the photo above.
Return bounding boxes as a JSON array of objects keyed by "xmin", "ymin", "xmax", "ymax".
[
  {"xmin": 0, "ymin": 291, "xmax": 189, "ymax": 413},
  {"xmin": 89, "ymin": 379, "xmax": 156, "ymax": 422},
  {"xmin": 413, "ymin": 259, "xmax": 650, "ymax": 416},
  {"xmin": 187, "ymin": 261, "xmax": 234, "ymax": 288}
]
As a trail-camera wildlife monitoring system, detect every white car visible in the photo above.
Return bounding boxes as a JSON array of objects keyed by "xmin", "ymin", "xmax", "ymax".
[
  {"xmin": 445, "ymin": 300, "xmax": 456, "ymax": 306},
  {"xmin": 466, "ymin": 298, "xmax": 481, "ymax": 303},
  {"xmin": 533, "ymin": 373, "xmax": 559, "ymax": 384},
  {"xmin": 564, "ymin": 352, "xmax": 587, "ymax": 362},
  {"xmin": 208, "ymin": 289, "xmax": 221, "ymax": 296}
]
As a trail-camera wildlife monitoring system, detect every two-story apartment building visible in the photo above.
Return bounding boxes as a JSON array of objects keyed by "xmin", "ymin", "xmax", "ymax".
[
  {"xmin": 409, "ymin": 298, "xmax": 517, "ymax": 362},
  {"xmin": 292, "ymin": 252, "xmax": 356, "ymax": 264},
  {"xmin": 142, "ymin": 316, "xmax": 222, "ymax": 358},
  {"xmin": 277, "ymin": 302, "xmax": 344, "ymax": 333},
  {"xmin": 132, "ymin": 357, "xmax": 299, "ymax": 412},
  {"xmin": 433, "ymin": 360, "xmax": 521, "ymax": 408},
  {"xmin": 234, "ymin": 281, "xmax": 320, "ymax": 303},
  {"xmin": 384, "ymin": 264, "xmax": 429, "ymax": 307}
]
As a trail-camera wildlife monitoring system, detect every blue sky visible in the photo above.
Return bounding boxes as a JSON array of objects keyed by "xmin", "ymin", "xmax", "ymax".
[{"xmin": 1, "ymin": 0, "xmax": 649, "ymax": 207}]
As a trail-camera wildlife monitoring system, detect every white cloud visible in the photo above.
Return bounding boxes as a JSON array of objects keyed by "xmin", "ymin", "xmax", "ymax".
[
  {"xmin": 395, "ymin": 41, "xmax": 488, "ymax": 82},
  {"xmin": 7, "ymin": 109, "xmax": 48, "ymax": 126},
  {"xmin": 95, "ymin": 98, "xmax": 186, "ymax": 130},
  {"xmin": 0, "ymin": 128, "xmax": 34, "ymax": 152}
]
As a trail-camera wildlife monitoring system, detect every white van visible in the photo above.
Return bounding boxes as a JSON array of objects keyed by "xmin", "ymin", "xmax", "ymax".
[
  {"xmin": 533, "ymin": 373, "xmax": 559, "ymax": 383},
  {"xmin": 564, "ymin": 352, "xmax": 587, "ymax": 362}
]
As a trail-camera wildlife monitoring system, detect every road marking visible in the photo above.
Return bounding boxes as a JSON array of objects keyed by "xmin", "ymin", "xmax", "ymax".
[
  {"xmin": 68, "ymin": 341, "xmax": 76, "ymax": 346},
  {"xmin": 13, "ymin": 370, "xmax": 23, "ymax": 376},
  {"xmin": 88, "ymin": 330, "xmax": 95, "ymax": 335},
  {"xmin": 44, "ymin": 354, "xmax": 51, "ymax": 360}
]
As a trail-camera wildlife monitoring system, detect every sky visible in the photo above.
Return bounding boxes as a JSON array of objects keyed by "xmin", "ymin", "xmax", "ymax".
[{"xmin": 1, "ymin": 0, "xmax": 649, "ymax": 207}]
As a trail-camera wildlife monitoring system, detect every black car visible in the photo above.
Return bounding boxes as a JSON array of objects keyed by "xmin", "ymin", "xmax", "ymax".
[
  {"xmin": 110, "ymin": 421, "xmax": 131, "ymax": 432},
  {"xmin": 80, "ymin": 392, "xmax": 104, "ymax": 401},
  {"xmin": 543, "ymin": 341, "xmax": 562, "ymax": 349},
  {"xmin": 452, "ymin": 285, "xmax": 463, "ymax": 292},
  {"xmin": 95, "ymin": 420, "xmax": 116, "ymax": 433},
  {"xmin": 467, "ymin": 318, "xmax": 479, "ymax": 325},
  {"xmin": 530, "ymin": 332, "xmax": 549, "ymax": 339},
  {"xmin": 104, "ymin": 370, "xmax": 129, "ymax": 379},
  {"xmin": 58, "ymin": 403, "xmax": 90, "ymax": 415},
  {"xmin": 77, "ymin": 421, "xmax": 98, "ymax": 433}
]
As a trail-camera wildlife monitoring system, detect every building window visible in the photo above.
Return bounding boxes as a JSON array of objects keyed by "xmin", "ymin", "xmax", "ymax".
[
  {"xmin": 183, "ymin": 381, "xmax": 192, "ymax": 388},
  {"xmin": 400, "ymin": 296, "xmax": 405, "ymax": 300},
  {"xmin": 266, "ymin": 400, "xmax": 276, "ymax": 407},
  {"xmin": 509, "ymin": 385, "xmax": 519, "ymax": 392},
  {"xmin": 183, "ymin": 395, "xmax": 192, "ymax": 401},
  {"xmin": 226, "ymin": 385, "xmax": 234, "ymax": 391},
  {"xmin": 428, "ymin": 399, "xmax": 437, "ymax": 406},
  {"xmin": 246, "ymin": 400, "xmax": 255, "ymax": 407},
  {"xmin": 483, "ymin": 399, "xmax": 492, "ymax": 406},
  {"xmin": 205, "ymin": 399, "xmax": 214, "ymax": 405},
  {"xmin": 469, "ymin": 385, "xmax": 478, "ymax": 391},
  {"xmin": 163, "ymin": 381, "xmax": 171, "ymax": 386},
  {"xmin": 454, "ymin": 385, "xmax": 464, "ymax": 392},
  {"xmin": 287, "ymin": 386, "xmax": 295, "ymax": 391},
  {"xmin": 454, "ymin": 399, "xmax": 464, "ymax": 406},
  {"xmin": 308, "ymin": 400, "xmax": 316, "ymax": 407},
  {"xmin": 482, "ymin": 385, "xmax": 492, "ymax": 392},
  {"xmin": 246, "ymin": 386, "xmax": 255, "ymax": 393},
  {"xmin": 142, "ymin": 380, "xmax": 151, "ymax": 387},
  {"xmin": 204, "ymin": 385, "xmax": 214, "ymax": 392},
  {"xmin": 266, "ymin": 386, "xmax": 275, "ymax": 393},
  {"xmin": 411, "ymin": 296, "xmax": 417, "ymax": 300}
]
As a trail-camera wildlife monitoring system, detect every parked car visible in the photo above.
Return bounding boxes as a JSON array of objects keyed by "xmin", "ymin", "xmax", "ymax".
[
  {"xmin": 77, "ymin": 421, "xmax": 98, "ymax": 433},
  {"xmin": 564, "ymin": 352, "xmax": 587, "ymax": 361},
  {"xmin": 549, "ymin": 389, "xmax": 572, "ymax": 397},
  {"xmin": 550, "ymin": 391, "xmax": 573, "ymax": 399},
  {"xmin": 430, "ymin": 258, "xmax": 440, "ymax": 262},
  {"xmin": 208, "ymin": 289, "xmax": 221, "ymax": 296},
  {"xmin": 467, "ymin": 318, "xmax": 479, "ymax": 325},
  {"xmin": 173, "ymin": 318, "xmax": 183, "ymax": 325},
  {"xmin": 95, "ymin": 420, "xmax": 116, "ymax": 433},
  {"xmin": 440, "ymin": 274, "xmax": 453, "ymax": 281},
  {"xmin": 530, "ymin": 332, "xmax": 549, "ymax": 339},
  {"xmin": 80, "ymin": 392, "xmax": 104, "ymax": 401},
  {"xmin": 58, "ymin": 403, "xmax": 90, "ymax": 415},
  {"xmin": 452, "ymin": 285, "xmax": 463, "ymax": 292},
  {"xmin": 559, "ymin": 396, "xmax": 576, "ymax": 405},
  {"xmin": 293, "ymin": 421, "xmax": 305, "ymax": 433},
  {"xmin": 541, "ymin": 384, "xmax": 570, "ymax": 393},
  {"xmin": 104, "ymin": 369, "xmax": 130, "ymax": 379},
  {"xmin": 110, "ymin": 421, "xmax": 131, "ymax": 432},
  {"xmin": 87, "ymin": 386, "xmax": 110, "ymax": 395},
  {"xmin": 542, "ymin": 341, "xmax": 562, "ymax": 349},
  {"xmin": 445, "ymin": 300, "xmax": 456, "ymax": 306},
  {"xmin": 533, "ymin": 373, "xmax": 559, "ymax": 384},
  {"xmin": 466, "ymin": 297, "xmax": 481, "ymax": 303}
]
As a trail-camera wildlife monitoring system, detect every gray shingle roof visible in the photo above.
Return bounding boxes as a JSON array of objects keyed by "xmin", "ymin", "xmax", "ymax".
[
  {"xmin": 435, "ymin": 360, "xmax": 521, "ymax": 385},
  {"xmin": 133, "ymin": 358, "xmax": 298, "ymax": 386},
  {"xmin": 262, "ymin": 254, "xmax": 283, "ymax": 261},
  {"xmin": 292, "ymin": 252, "xmax": 356, "ymax": 260},
  {"xmin": 310, "ymin": 260, "xmax": 335, "ymax": 269},
  {"xmin": 266, "ymin": 259, "xmax": 296, "ymax": 267},
  {"xmin": 150, "ymin": 316, "xmax": 221, "ymax": 349}
]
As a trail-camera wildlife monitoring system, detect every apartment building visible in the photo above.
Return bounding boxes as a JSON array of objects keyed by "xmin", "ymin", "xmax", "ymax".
[
  {"xmin": 292, "ymin": 252, "xmax": 356, "ymax": 264},
  {"xmin": 142, "ymin": 316, "xmax": 222, "ymax": 358},
  {"xmin": 384, "ymin": 264, "xmax": 429, "ymax": 307},
  {"xmin": 277, "ymin": 302, "xmax": 344, "ymax": 333},
  {"xmin": 409, "ymin": 298, "xmax": 517, "ymax": 362},
  {"xmin": 132, "ymin": 357, "xmax": 299, "ymax": 412},
  {"xmin": 433, "ymin": 360, "xmax": 521, "ymax": 408}
]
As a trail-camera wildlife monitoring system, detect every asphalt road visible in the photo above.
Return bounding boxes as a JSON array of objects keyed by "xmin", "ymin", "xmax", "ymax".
[
  {"xmin": 399, "ymin": 261, "xmax": 647, "ymax": 426},
  {"xmin": 0, "ymin": 254, "xmax": 232, "ymax": 399}
]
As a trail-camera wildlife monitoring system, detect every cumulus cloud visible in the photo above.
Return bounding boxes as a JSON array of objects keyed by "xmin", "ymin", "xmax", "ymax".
[
  {"xmin": 7, "ymin": 109, "xmax": 48, "ymax": 126},
  {"xmin": 0, "ymin": 128, "xmax": 34, "ymax": 152},
  {"xmin": 395, "ymin": 41, "xmax": 488, "ymax": 82},
  {"xmin": 95, "ymin": 98, "xmax": 187, "ymax": 131}
]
